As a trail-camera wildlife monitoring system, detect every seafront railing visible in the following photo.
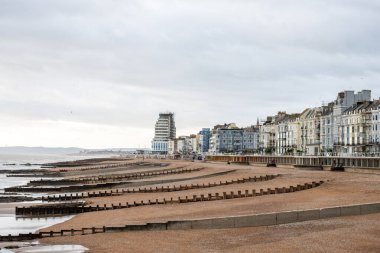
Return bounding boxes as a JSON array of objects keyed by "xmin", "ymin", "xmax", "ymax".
[{"xmin": 206, "ymin": 155, "xmax": 380, "ymax": 169}]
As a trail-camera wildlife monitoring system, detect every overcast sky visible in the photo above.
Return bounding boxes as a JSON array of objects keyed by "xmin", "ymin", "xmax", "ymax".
[{"xmin": 0, "ymin": 0, "xmax": 379, "ymax": 148}]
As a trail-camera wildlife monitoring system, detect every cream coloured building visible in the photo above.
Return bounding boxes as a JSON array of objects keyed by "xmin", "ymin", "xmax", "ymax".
[
  {"xmin": 339, "ymin": 101, "xmax": 374, "ymax": 155},
  {"xmin": 369, "ymin": 100, "xmax": 380, "ymax": 154},
  {"xmin": 275, "ymin": 113, "xmax": 300, "ymax": 155},
  {"xmin": 332, "ymin": 90, "xmax": 371, "ymax": 155},
  {"xmin": 259, "ymin": 117, "xmax": 276, "ymax": 154},
  {"xmin": 299, "ymin": 108, "xmax": 322, "ymax": 156},
  {"xmin": 319, "ymin": 102, "xmax": 334, "ymax": 155}
]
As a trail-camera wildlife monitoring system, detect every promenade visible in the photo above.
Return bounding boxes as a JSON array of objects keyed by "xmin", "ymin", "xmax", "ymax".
[{"xmin": 206, "ymin": 155, "xmax": 380, "ymax": 172}]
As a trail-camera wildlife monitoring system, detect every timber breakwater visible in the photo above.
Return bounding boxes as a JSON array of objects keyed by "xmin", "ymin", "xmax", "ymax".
[{"xmin": 15, "ymin": 179, "xmax": 323, "ymax": 217}]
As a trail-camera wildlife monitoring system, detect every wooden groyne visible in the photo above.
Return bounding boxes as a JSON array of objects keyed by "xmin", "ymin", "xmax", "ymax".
[
  {"xmin": 27, "ymin": 166, "xmax": 195, "ymax": 186},
  {"xmin": 5, "ymin": 168, "xmax": 202, "ymax": 193},
  {"xmin": 44, "ymin": 157, "xmax": 132, "ymax": 168},
  {"xmin": 41, "ymin": 174, "xmax": 280, "ymax": 202},
  {"xmin": 16, "ymin": 180, "xmax": 324, "ymax": 217},
  {"xmin": 6, "ymin": 173, "xmax": 62, "ymax": 178},
  {"xmin": 54, "ymin": 161, "xmax": 162, "ymax": 172}
]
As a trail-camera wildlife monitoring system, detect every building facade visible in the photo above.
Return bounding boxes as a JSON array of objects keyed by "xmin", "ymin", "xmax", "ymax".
[
  {"xmin": 151, "ymin": 112, "xmax": 176, "ymax": 154},
  {"xmin": 320, "ymin": 103, "xmax": 334, "ymax": 155},
  {"xmin": 198, "ymin": 128, "xmax": 211, "ymax": 153},
  {"xmin": 333, "ymin": 90, "xmax": 371, "ymax": 155},
  {"xmin": 161, "ymin": 90, "xmax": 377, "ymax": 157},
  {"xmin": 275, "ymin": 113, "xmax": 300, "ymax": 155},
  {"xmin": 299, "ymin": 108, "xmax": 322, "ymax": 156},
  {"xmin": 259, "ymin": 117, "xmax": 276, "ymax": 154},
  {"xmin": 370, "ymin": 100, "xmax": 380, "ymax": 154},
  {"xmin": 338, "ymin": 100, "xmax": 380, "ymax": 155},
  {"xmin": 243, "ymin": 126, "xmax": 259, "ymax": 153},
  {"xmin": 209, "ymin": 124, "xmax": 242, "ymax": 154}
]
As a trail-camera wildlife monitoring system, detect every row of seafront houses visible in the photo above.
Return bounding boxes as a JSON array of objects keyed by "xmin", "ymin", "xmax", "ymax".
[{"xmin": 151, "ymin": 90, "xmax": 380, "ymax": 157}]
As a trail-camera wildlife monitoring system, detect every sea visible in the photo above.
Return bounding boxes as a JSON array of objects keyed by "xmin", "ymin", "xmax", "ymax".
[{"xmin": 0, "ymin": 153, "xmax": 112, "ymax": 236}]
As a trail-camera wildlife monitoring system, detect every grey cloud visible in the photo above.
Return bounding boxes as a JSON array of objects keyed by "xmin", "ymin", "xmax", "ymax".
[{"xmin": 0, "ymin": 0, "xmax": 379, "ymax": 147}]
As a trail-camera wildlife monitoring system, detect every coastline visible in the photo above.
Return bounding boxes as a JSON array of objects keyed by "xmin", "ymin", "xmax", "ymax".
[
  {"xmin": 0, "ymin": 154, "xmax": 119, "ymax": 253},
  {"xmin": 1, "ymin": 158, "xmax": 379, "ymax": 252}
]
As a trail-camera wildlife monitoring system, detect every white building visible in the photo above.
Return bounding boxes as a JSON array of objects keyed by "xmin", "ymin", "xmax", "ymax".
[
  {"xmin": 168, "ymin": 136, "xmax": 195, "ymax": 156},
  {"xmin": 189, "ymin": 134, "xmax": 198, "ymax": 154},
  {"xmin": 299, "ymin": 108, "xmax": 322, "ymax": 156},
  {"xmin": 370, "ymin": 100, "xmax": 380, "ymax": 154},
  {"xmin": 275, "ymin": 113, "xmax": 300, "ymax": 155},
  {"xmin": 332, "ymin": 90, "xmax": 371, "ymax": 155},
  {"xmin": 319, "ymin": 103, "xmax": 334, "ymax": 155},
  {"xmin": 259, "ymin": 117, "xmax": 276, "ymax": 154},
  {"xmin": 339, "ymin": 101, "xmax": 373, "ymax": 155},
  {"xmin": 151, "ymin": 112, "xmax": 176, "ymax": 154}
]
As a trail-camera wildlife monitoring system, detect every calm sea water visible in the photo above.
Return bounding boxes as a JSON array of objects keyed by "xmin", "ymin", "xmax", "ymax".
[
  {"xmin": 0, "ymin": 153, "xmax": 106, "ymax": 194},
  {"xmin": 0, "ymin": 153, "xmax": 111, "ymax": 236}
]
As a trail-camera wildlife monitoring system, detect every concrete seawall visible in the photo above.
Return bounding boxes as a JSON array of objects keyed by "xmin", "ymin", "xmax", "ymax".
[
  {"xmin": 162, "ymin": 202, "xmax": 380, "ymax": 231},
  {"xmin": 2, "ymin": 202, "xmax": 379, "ymax": 241}
]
